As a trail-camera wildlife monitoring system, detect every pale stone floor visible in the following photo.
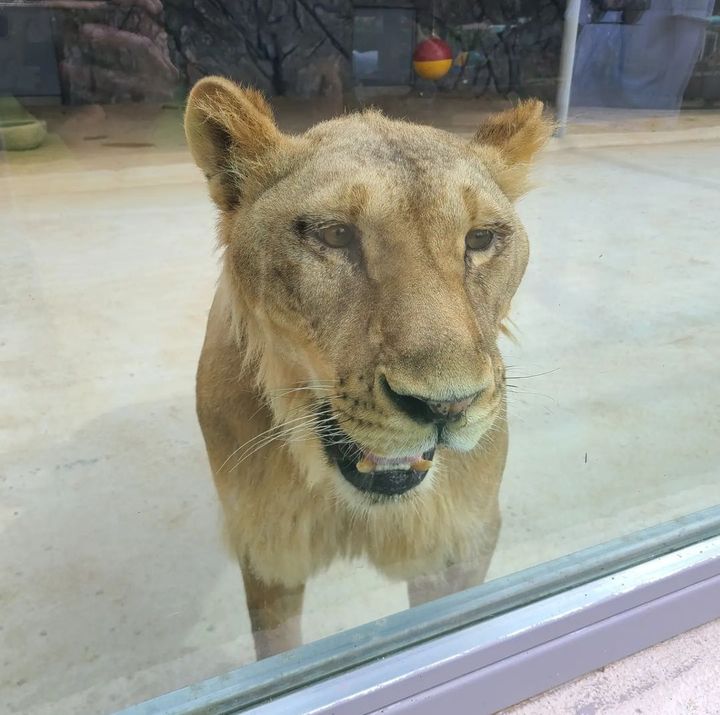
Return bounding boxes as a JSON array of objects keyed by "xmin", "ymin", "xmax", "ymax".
[
  {"xmin": 1, "ymin": 104, "xmax": 719, "ymax": 714},
  {"xmin": 508, "ymin": 619, "xmax": 720, "ymax": 715}
]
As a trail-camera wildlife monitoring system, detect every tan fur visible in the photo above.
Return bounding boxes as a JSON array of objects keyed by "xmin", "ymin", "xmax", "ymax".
[{"xmin": 186, "ymin": 78, "xmax": 551, "ymax": 657}]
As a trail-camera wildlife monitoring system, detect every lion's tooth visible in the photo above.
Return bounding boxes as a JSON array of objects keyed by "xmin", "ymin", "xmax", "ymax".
[
  {"xmin": 411, "ymin": 459, "xmax": 433, "ymax": 472},
  {"xmin": 356, "ymin": 458, "xmax": 375, "ymax": 473}
]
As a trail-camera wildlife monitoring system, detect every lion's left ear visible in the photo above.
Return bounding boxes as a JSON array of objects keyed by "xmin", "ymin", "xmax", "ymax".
[
  {"xmin": 471, "ymin": 99, "xmax": 554, "ymax": 200},
  {"xmin": 185, "ymin": 77, "xmax": 282, "ymax": 211}
]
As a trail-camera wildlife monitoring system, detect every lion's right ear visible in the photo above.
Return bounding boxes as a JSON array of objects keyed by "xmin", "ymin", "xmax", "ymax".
[
  {"xmin": 184, "ymin": 77, "xmax": 281, "ymax": 211},
  {"xmin": 471, "ymin": 100, "xmax": 554, "ymax": 200}
]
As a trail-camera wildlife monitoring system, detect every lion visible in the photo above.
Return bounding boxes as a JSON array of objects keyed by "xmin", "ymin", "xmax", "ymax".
[{"xmin": 184, "ymin": 77, "xmax": 552, "ymax": 659}]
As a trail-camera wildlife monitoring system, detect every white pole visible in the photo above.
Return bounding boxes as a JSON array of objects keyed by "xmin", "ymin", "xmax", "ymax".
[{"xmin": 556, "ymin": 0, "xmax": 582, "ymax": 137}]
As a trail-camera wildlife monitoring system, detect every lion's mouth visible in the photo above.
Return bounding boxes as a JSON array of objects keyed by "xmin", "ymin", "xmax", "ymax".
[
  {"xmin": 327, "ymin": 442, "xmax": 435, "ymax": 497},
  {"xmin": 316, "ymin": 406, "xmax": 435, "ymax": 497}
]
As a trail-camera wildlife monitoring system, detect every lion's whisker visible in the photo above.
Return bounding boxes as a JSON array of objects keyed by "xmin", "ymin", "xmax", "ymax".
[
  {"xmin": 228, "ymin": 410, "xmax": 355, "ymax": 470},
  {"xmin": 219, "ymin": 412, "xmax": 326, "ymax": 472}
]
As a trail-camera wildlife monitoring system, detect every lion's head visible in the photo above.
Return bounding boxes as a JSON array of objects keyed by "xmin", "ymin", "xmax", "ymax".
[{"xmin": 186, "ymin": 78, "xmax": 551, "ymax": 507}]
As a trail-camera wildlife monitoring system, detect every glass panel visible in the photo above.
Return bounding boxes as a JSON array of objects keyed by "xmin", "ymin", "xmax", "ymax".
[
  {"xmin": 1, "ymin": 1, "xmax": 718, "ymax": 713},
  {"xmin": 117, "ymin": 506, "xmax": 720, "ymax": 714}
]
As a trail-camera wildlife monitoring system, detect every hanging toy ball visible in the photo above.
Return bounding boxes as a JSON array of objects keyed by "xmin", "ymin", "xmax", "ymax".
[{"xmin": 412, "ymin": 37, "xmax": 453, "ymax": 81}]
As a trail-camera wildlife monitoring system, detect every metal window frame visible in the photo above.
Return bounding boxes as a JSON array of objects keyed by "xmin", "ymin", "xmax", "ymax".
[{"xmin": 120, "ymin": 506, "xmax": 720, "ymax": 715}]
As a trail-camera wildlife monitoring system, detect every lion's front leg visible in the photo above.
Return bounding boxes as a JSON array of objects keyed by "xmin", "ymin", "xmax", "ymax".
[
  {"xmin": 240, "ymin": 558, "xmax": 306, "ymax": 660},
  {"xmin": 406, "ymin": 511, "xmax": 501, "ymax": 608}
]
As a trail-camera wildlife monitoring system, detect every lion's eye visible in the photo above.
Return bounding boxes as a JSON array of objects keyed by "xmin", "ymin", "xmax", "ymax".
[
  {"xmin": 315, "ymin": 224, "xmax": 357, "ymax": 249},
  {"xmin": 465, "ymin": 228, "xmax": 496, "ymax": 252}
]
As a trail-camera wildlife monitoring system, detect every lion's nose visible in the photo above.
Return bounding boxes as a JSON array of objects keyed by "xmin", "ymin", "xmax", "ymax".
[
  {"xmin": 381, "ymin": 376, "xmax": 481, "ymax": 424},
  {"xmin": 426, "ymin": 395, "xmax": 477, "ymax": 419}
]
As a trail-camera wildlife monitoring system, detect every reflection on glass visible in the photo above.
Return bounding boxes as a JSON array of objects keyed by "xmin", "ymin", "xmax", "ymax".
[
  {"xmin": 572, "ymin": 0, "xmax": 714, "ymax": 109},
  {"xmin": 1, "ymin": 0, "xmax": 719, "ymax": 712},
  {"xmin": 352, "ymin": 7, "xmax": 415, "ymax": 85}
]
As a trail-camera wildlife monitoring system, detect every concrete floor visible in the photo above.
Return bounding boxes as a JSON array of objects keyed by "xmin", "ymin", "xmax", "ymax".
[
  {"xmin": 507, "ymin": 618, "xmax": 720, "ymax": 714},
  {"xmin": 1, "ymin": 106, "xmax": 719, "ymax": 714}
]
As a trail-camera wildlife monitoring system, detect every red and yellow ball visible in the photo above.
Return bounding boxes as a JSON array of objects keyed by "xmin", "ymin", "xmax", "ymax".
[{"xmin": 412, "ymin": 37, "xmax": 453, "ymax": 81}]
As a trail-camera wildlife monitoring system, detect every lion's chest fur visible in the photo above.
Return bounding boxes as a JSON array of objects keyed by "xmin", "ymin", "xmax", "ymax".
[{"xmin": 217, "ymin": 447, "xmax": 502, "ymax": 588}]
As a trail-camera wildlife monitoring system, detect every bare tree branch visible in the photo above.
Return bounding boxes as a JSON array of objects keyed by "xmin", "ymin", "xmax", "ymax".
[{"xmin": 295, "ymin": 0, "xmax": 349, "ymax": 59}]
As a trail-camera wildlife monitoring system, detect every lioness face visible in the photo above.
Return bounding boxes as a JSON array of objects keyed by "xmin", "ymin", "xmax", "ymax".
[{"xmin": 186, "ymin": 79, "xmax": 551, "ymax": 504}]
